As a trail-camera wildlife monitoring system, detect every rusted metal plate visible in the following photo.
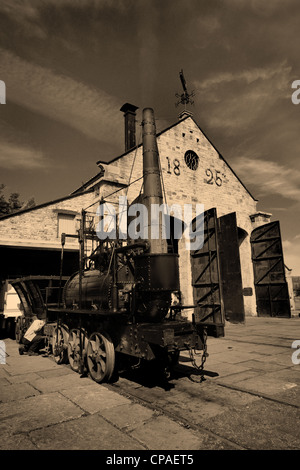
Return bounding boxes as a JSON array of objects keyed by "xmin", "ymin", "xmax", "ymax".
[
  {"xmin": 134, "ymin": 253, "xmax": 180, "ymax": 291},
  {"xmin": 251, "ymin": 221, "xmax": 291, "ymax": 318}
]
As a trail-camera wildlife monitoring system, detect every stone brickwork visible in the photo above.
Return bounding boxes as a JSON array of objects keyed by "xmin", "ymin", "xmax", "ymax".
[{"xmin": 0, "ymin": 191, "xmax": 94, "ymax": 249}]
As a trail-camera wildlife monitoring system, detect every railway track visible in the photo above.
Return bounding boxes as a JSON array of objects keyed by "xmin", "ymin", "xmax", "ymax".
[
  {"xmin": 102, "ymin": 350, "xmax": 299, "ymax": 450},
  {"xmin": 106, "ymin": 378, "xmax": 247, "ymax": 450}
]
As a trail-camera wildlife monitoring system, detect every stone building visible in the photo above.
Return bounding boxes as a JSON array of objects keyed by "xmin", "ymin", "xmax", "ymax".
[{"xmin": 0, "ymin": 105, "xmax": 292, "ymax": 319}]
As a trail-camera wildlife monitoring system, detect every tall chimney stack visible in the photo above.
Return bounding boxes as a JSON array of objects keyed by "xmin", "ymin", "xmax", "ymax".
[{"xmin": 120, "ymin": 103, "xmax": 139, "ymax": 152}]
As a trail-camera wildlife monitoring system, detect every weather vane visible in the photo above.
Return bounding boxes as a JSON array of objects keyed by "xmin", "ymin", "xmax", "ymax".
[{"xmin": 175, "ymin": 69, "xmax": 195, "ymax": 108}]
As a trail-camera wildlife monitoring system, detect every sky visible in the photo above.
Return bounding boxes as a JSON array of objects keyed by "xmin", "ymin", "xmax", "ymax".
[{"xmin": 0, "ymin": 0, "xmax": 300, "ymax": 274}]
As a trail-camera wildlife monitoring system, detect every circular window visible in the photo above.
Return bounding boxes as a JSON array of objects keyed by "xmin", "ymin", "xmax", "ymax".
[{"xmin": 184, "ymin": 150, "xmax": 199, "ymax": 171}]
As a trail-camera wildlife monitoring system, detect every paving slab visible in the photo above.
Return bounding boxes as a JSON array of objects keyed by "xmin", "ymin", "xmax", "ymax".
[
  {"xmin": 263, "ymin": 367, "xmax": 300, "ymax": 385},
  {"xmin": 215, "ymin": 370, "xmax": 265, "ymax": 385},
  {"xmin": 0, "ymin": 377, "xmax": 10, "ymax": 386},
  {"xmin": 272, "ymin": 386, "xmax": 300, "ymax": 407},
  {"xmin": 0, "ymin": 392, "xmax": 84, "ymax": 436},
  {"xmin": 249, "ymin": 352, "xmax": 296, "ymax": 367},
  {"xmin": 60, "ymin": 384, "xmax": 131, "ymax": 414},
  {"xmin": 30, "ymin": 372, "xmax": 94, "ymax": 393},
  {"xmin": 231, "ymin": 375, "xmax": 298, "ymax": 397},
  {"xmin": 100, "ymin": 402, "xmax": 155, "ymax": 431},
  {"xmin": 5, "ymin": 372, "xmax": 42, "ymax": 384},
  {"xmin": 202, "ymin": 398, "xmax": 300, "ymax": 450},
  {"xmin": 28, "ymin": 413, "xmax": 146, "ymax": 450},
  {"xmin": 211, "ymin": 351, "xmax": 267, "ymax": 364},
  {"xmin": 243, "ymin": 344, "xmax": 288, "ymax": 355},
  {"xmin": 0, "ymin": 433, "xmax": 37, "ymax": 450},
  {"xmin": 205, "ymin": 340, "xmax": 256, "ymax": 355},
  {"xmin": 235, "ymin": 359, "xmax": 287, "ymax": 372},
  {"xmin": 36, "ymin": 366, "xmax": 74, "ymax": 379},
  {"xmin": 0, "ymin": 382, "xmax": 40, "ymax": 403},
  {"xmin": 0, "ymin": 369, "xmax": 10, "ymax": 379},
  {"xmin": 236, "ymin": 337, "xmax": 291, "ymax": 347},
  {"xmin": 2, "ymin": 356, "xmax": 60, "ymax": 376},
  {"xmin": 207, "ymin": 362, "xmax": 252, "ymax": 378},
  {"xmin": 129, "ymin": 415, "xmax": 238, "ymax": 450}
]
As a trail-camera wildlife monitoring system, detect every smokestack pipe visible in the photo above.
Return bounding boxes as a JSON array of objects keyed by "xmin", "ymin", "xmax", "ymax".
[
  {"xmin": 120, "ymin": 103, "xmax": 139, "ymax": 152},
  {"xmin": 133, "ymin": 108, "xmax": 179, "ymax": 322},
  {"xmin": 142, "ymin": 107, "xmax": 168, "ymax": 254}
]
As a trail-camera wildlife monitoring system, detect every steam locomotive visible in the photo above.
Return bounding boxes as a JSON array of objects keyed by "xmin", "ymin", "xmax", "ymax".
[{"xmin": 12, "ymin": 108, "xmax": 224, "ymax": 383}]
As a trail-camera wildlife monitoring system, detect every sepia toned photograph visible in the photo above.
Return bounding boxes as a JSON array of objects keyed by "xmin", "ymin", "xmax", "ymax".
[{"xmin": 0, "ymin": 0, "xmax": 299, "ymax": 457}]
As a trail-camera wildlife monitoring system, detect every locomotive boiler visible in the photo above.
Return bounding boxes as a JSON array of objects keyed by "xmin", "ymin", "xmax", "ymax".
[{"xmin": 13, "ymin": 107, "xmax": 220, "ymax": 384}]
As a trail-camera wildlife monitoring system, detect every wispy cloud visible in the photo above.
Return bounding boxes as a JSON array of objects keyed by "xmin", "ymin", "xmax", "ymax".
[
  {"xmin": 193, "ymin": 63, "xmax": 293, "ymax": 133},
  {"xmin": 0, "ymin": 1, "xmax": 40, "ymax": 22},
  {"xmin": 226, "ymin": 0, "xmax": 298, "ymax": 15},
  {"xmin": 233, "ymin": 157, "xmax": 300, "ymax": 202},
  {"xmin": 282, "ymin": 237, "xmax": 300, "ymax": 275},
  {"xmin": 0, "ymin": 141, "xmax": 48, "ymax": 170},
  {"xmin": 0, "ymin": 0, "xmax": 129, "ymax": 14},
  {"xmin": 0, "ymin": 48, "xmax": 123, "ymax": 146},
  {"xmin": 0, "ymin": 0, "xmax": 132, "ymax": 40},
  {"xmin": 197, "ymin": 64, "xmax": 291, "ymax": 90}
]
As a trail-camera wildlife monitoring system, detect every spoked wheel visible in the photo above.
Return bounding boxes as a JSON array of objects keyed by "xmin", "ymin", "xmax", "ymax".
[
  {"xmin": 52, "ymin": 325, "xmax": 69, "ymax": 364},
  {"xmin": 87, "ymin": 332, "xmax": 115, "ymax": 383},
  {"xmin": 68, "ymin": 328, "xmax": 88, "ymax": 373}
]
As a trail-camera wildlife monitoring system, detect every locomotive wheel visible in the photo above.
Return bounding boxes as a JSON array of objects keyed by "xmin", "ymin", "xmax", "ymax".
[
  {"xmin": 68, "ymin": 329, "xmax": 88, "ymax": 373},
  {"xmin": 87, "ymin": 332, "xmax": 115, "ymax": 383},
  {"xmin": 52, "ymin": 325, "xmax": 69, "ymax": 364}
]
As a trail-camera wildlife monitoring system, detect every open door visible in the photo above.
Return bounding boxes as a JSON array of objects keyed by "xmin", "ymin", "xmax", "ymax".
[
  {"xmin": 190, "ymin": 209, "xmax": 245, "ymax": 336},
  {"xmin": 251, "ymin": 221, "xmax": 291, "ymax": 317},
  {"xmin": 217, "ymin": 212, "xmax": 245, "ymax": 323},
  {"xmin": 190, "ymin": 208, "xmax": 224, "ymax": 337}
]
